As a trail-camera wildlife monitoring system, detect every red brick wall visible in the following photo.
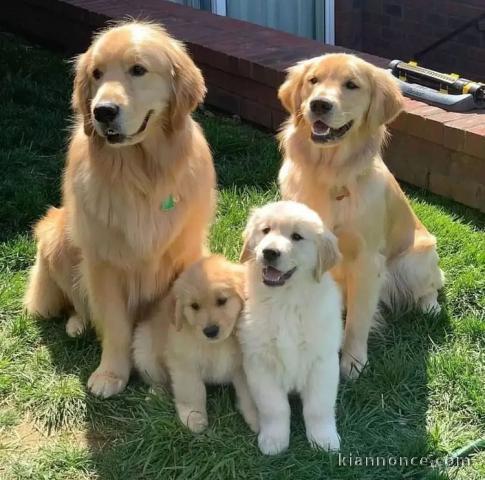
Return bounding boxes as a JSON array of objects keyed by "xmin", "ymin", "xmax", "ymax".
[
  {"xmin": 336, "ymin": 0, "xmax": 485, "ymax": 82},
  {"xmin": 335, "ymin": 0, "xmax": 363, "ymax": 50}
]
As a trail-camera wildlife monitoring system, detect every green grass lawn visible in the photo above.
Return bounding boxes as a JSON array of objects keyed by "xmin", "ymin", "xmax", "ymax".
[{"xmin": 0, "ymin": 31, "xmax": 484, "ymax": 480}]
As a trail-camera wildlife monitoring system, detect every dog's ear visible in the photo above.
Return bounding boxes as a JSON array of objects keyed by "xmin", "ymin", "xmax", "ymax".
[
  {"xmin": 239, "ymin": 236, "xmax": 254, "ymax": 264},
  {"xmin": 239, "ymin": 216, "xmax": 257, "ymax": 264},
  {"xmin": 173, "ymin": 297, "xmax": 185, "ymax": 332},
  {"xmin": 314, "ymin": 230, "xmax": 341, "ymax": 282},
  {"xmin": 232, "ymin": 267, "xmax": 247, "ymax": 305},
  {"xmin": 239, "ymin": 207, "xmax": 261, "ymax": 263},
  {"xmin": 278, "ymin": 59, "xmax": 311, "ymax": 118},
  {"xmin": 366, "ymin": 67, "xmax": 403, "ymax": 130},
  {"xmin": 72, "ymin": 52, "xmax": 93, "ymax": 136},
  {"xmin": 167, "ymin": 40, "xmax": 206, "ymax": 133}
]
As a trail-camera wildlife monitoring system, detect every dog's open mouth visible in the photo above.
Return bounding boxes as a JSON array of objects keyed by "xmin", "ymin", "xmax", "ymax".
[
  {"xmin": 311, "ymin": 120, "xmax": 353, "ymax": 143},
  {"xmin": 104, "ymin": 110, "xmax": 154, "ymax": 144},
  {"xmin": 262, "ymin": 266, "xmax": 297, "ymax": 287}
]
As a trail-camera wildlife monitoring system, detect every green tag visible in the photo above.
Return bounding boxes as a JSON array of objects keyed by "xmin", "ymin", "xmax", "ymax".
[{"xmin": 161, "ymin": 194, "xmax": 176, "ymax": 211}]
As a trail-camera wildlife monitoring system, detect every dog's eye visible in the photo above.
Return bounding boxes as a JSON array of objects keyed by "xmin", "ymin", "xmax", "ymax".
[
  {"xmin": 92, "ymin": 69, "xmax": 103, "ymax": 80},
  {"xmin": 291, "ymin": 232, "xmax": 304, "ymax": 241},
  {"xmin": 130, "ymin": 65, "xmax": 147, "ymax": 77},
  {"xmin": 262, "ymin": 227, "xmax": 271, "ymax": 235},
  {"xmin": 216, "ymin": 297, "xmax": 227, "ymax": 307},
  {"xmin": 191, "ymin": 302, "xmax": 200, "ymax": 311},
  {"xmin": 309, "ymin": 76, "xmax": 318, "ymax": 85},
  {"xmin": 345, "ymin": 80, "xmax": 359, "ymax": 90}
]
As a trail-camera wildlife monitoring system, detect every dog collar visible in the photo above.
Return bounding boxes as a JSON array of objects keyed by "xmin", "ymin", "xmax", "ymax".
[
  {"xmin": 334, "ymin": 186, "xmax": 350, "ymax": 201},
  {"xmin": 161, "ymin": 194, "xmax": 177, "ymax": 211}
]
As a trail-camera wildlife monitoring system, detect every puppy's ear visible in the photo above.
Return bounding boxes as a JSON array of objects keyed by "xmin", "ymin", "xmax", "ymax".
[
  {"xmin": 232, "ymin": 267, "xmax": 247, "ymax": 305},
  {"xmin": 239, "ymin": 208, "xmax": 260, "ymax": 263},
  {"xmin": 72, "ymin": 52, "xmax": 93, "ymax": 136},
  {"xmin": 278, "ymin": 60, "xmax": 310, "ymax": 118},
  {"xmin": 366, "ymin": 67, "xmax": 403, "ymax": 130},
  {"xmin": 173, "ymin": 297, "xmax": 185, "ymax": 332},
  {"xmin": 314, "ymin": 230, "xmax": 341, "ymax": 282},
  {"xmin": 239, "ymin": 236, "xmax": 253, "ymax": 264},
  {"xmin": 167, "ymin": 40, "xmax": 206, "ymax": 133}
]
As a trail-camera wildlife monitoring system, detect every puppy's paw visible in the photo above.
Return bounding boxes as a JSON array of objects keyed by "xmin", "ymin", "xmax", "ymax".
[
  {"xmin": 180, "ymin": 410, "xmax": 208, "ymax": 433},
  {"xmin": 240, "ymin": 406, "xmax": 260, "ymax": 433},
  {"xmin": 340, "ymin": 349, "xmax": 368, "ymax": 380},
  {"xmin": 258, "ymin": 428, "xmax": 289, "ymax": 455},
  {"xmin": 66, "ymin": 314, "xmax": 86, "ymax": 338},
  {"xmin": 87, "ymin": 368, "xmax": 128, "ymax": 398},
  {"xmin": 418, "ymin": 292, "xmax": 441, "ymax": 314},
  {"xmin": 307, "ymin": 422, "xmax": 340, "ymax": 451}
]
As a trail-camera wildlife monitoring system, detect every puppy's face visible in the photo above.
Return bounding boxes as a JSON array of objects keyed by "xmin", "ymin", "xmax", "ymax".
[
  {"xmin": 73, "ymin": 22, "xmax": 205, "ymax": 146},
  {"xmin": 278, "ymin": 54, "xmax": 403, "ymax": 146},
  {"xmin": 240, "ymin": 201, "xmax": 340, "ymax": 287},
  {"xmin": 173, "ymin": 256, "xmax": 245, "ymax": 342}
]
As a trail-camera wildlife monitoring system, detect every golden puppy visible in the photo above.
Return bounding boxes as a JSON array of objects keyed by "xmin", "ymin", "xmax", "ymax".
[
  {"xmin": 133, "ymin": 255, "xmax": 259, "ymax": 433},
  {"xmin": 278, "ymin": 54, "xmax": 444, "ymax": 379},
  {"xmin": 24, "ymin": 22, "xmax": 216, "ymax": 397}
]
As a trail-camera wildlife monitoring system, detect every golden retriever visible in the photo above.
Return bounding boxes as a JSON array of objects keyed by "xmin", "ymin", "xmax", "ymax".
[
  {"xmin": 277, "ymin": 54, "xmax": 444, "ymax": 379},
  {"xmin": 239, "ymin": 201, "xmax": 342, "ymax": 455},
  {"xmin": 133, "ymin": 255, "xmax": 259, "ymax": 433},
  {"xmin": 24, "ymin": 22, "xmax": 216, "ymax": 397}
]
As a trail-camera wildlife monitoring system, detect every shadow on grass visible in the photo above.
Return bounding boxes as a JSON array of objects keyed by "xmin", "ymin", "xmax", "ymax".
[{"xmin": 403, "ymin": 184, "xmax": 484, "ymax": 232}]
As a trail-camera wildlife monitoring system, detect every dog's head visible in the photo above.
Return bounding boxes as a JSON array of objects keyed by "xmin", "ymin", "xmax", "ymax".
[
  {"xmin": 240, "ymin": 201, "xmax": 340, "ymax": 287},
  {"xmin": 278, "ymin": 54, "xmax": 403, "ymax": 146},
  {"xmin": 172, "ymin": 255, "xmax": 245, "ymax": 342},
  {"xmin": 72, "ymin": 21, "xmax": 205, "ymax": 146}
]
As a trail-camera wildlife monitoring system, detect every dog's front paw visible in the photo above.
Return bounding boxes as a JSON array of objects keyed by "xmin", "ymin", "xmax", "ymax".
[
  {"xmin": 340, "ymin": 347, "xmax": 368, "ymax": 380},
  {"xmin": 307, "ymin": 422, "xmax": 340, "ymax": 451},
  {"xmin": 179, "ymin": 410, "xmax": 208, "ymax": 433},
  {"xmin": 241, "ymin": 406, "xmax": 260, "ymax": 434},
  {"xmin": 87, "ymin": 367, "xmax": 128, "ymax": 398},
  {"xmin": 418, "ymin": 292, "xmax": 441, "ymax": 314},
  {"xmin": 237, "ymin": 401, "xmax": 259, "ymax": 433},
  {"xmin": 66, "ymin": 314, "xmax": 86, "ymax": 338},
  {"xmin": 258, "ymin": 427, "xmax": 289, "ymax": 455}
]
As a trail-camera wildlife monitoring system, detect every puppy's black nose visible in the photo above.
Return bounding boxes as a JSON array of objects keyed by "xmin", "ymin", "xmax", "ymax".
[
  {"xmin": 263, "ymin": 248, "xmax": 281, "ymax": 263},
  {"xmin": 93, "ymin": 103, "xmax": 119, "ymax": 123},
  {"xmin": 310, "ymin": 99, "xmax": 333, "ymax": 114},
  {"xmin": 203, "ymin": 325, "xmax": 219, "ymax": 338}
]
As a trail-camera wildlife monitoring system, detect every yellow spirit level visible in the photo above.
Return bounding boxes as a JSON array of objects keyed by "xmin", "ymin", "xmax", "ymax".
[{"xmin": 388, "ymin": 60, "xmax": 485, "ymax": 112}]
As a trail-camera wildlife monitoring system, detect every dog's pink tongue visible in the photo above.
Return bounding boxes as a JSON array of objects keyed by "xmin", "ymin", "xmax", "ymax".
[
  {"xmin": 313, "ymin": 120, "xmax": 329, "ymax": 134},
  {"xmin": 263, "ymin": 266, "xmax": 283, "ymax": 282}
]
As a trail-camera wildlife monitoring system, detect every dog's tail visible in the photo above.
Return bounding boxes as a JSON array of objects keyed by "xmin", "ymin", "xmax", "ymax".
[
  {"xmin": 380, "ymin": 246, "xmax": 444, "ymax": 314},
  {"xmin": 24, "ymin": 207, "xmax": 68, "ymax": 317}
]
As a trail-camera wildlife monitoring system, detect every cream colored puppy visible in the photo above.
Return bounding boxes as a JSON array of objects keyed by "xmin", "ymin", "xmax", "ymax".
[
  {"xmin": 239, "ymin": 201, "xmax": 343, "ymax": 455},
  {"xmin": 133, "ymin": 255, "xmax": 259, "ymax": 433}
]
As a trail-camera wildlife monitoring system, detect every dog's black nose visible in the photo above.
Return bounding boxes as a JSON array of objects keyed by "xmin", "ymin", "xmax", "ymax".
[
  {"xmin": 203, "ymin": 325, "xmax": 219, "ymax": 338},
  {"xmin": 263, "ymin": 248, "xmax": 281, "ymax": 263},
  {"xmin": 93, "ymin": 103, "xmax": 119, "ymax": 123},
  {"xmin": 310, "ymin": 99, "xmax": 333, "ymax": 114}
]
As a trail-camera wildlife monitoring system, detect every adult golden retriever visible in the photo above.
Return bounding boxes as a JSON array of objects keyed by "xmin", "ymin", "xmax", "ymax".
[
  {"xmin": 24, "ymin": 22, "xmax": 216, "ymax": 397},
  {"xmin": 278, "ymin": 54, "xmax": 444, "ymax": 379}
]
